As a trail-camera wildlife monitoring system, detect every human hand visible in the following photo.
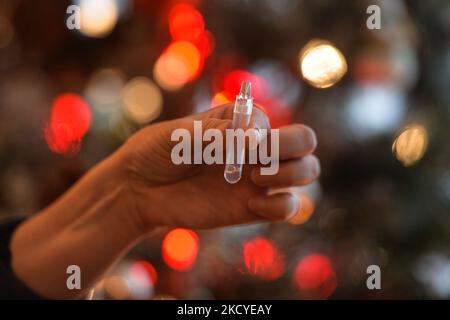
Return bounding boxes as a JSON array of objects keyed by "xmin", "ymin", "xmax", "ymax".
[
  {"xmin": 117, "ymin": 104, "xmax": 320, "ymax": 230},
  {"xmin": 10, "ymin": 104, "xmax": 320, "ymax": 299}
]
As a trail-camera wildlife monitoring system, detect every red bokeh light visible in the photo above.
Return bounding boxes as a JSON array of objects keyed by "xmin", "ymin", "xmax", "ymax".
[
  {"xmin": 263, "ymin": 98, "xmax": 293, "ymax": 129},
  {"xmin": 192, "ymin": 30, "xmax": 215, "ymax": 58},
  {"xmin": 44, "ymin": 93, "xmax": 92, "ymax": 155},
  {"xmin": 169, "ymin": 4, "xmax": 205, "ymax": 43},
  {"xmin": 352, "ymin": 55, "xmax": 391, "ymax": 84},
  {"xmin": 129, "ymin": 260, "xmax": 158, "ymax": 288},
  {"xmin": 156, "ymin": 3, "xmax": 214, "ymax": 91},
  {"xmin": 223, "ymin": 70, "xmax": 269, "ymax": 101},
  {"xmin": 162, "ymin": 228, "xmax": 199, "ymax": 272},
  {"xmin": 214, "ymin": 70, "xmax": 293, "ymax": 127},
  {"xmin": 294, "ymin": 254, "xmax": 337, "ymax": 299},
  {"xmin": 243, "ymin": 237, "xmax": 284, "ymax": 281}
]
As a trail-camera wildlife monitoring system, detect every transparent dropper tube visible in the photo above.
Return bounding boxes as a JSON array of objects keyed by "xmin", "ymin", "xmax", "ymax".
[{"xmin": 224, "ymin": 81, "xmax": 253, "ymax": 184}]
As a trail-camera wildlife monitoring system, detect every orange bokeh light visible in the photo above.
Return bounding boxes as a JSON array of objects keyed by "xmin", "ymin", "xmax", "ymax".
[
  {"xmin": 155, "ymin": 3, "xmax": 214, "ymax": 91},
  {"xmin": 154, "ymin": 41, "xmax": 203, "ymax": 91},
  {"xmin": 263, "ymin": 98, "xmax": 293, "ymax": 129},
  {"xmin": 162, "ymin": 228, "xmax": 199, "ymax": 272},
  {"xmin": 289, "ymin": 193, "xmax": 316, "ymax": 225},
  {"xmin": 44, "ymin": 93, "xmax": 92, "ymax": 155},
  {"xmin": 294, "ymin": 254, "xmax": 337, "ymax": 299},
  {"xmin": 243, "ymin": 237, "xmax": 284, "ymax": 281},
  {"xmin": 211, "ymin": 91, "xmax": 232, "ymax": 108}
]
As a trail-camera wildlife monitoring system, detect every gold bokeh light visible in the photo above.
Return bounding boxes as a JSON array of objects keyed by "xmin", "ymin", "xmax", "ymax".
[
  {"xmin": 392, "ymin": 124, "xmax": 428, "ymax": 167},
  {"xmin": 122, "ymin": 77, "xmax": 163, "ymax": 125},
  {"xmin": 299, "ymin": 39, "xmax": 347, "ymax": 89},
  {"xmin": 79, "ymin": 0, "xmax": 119, "ymax": 38}
]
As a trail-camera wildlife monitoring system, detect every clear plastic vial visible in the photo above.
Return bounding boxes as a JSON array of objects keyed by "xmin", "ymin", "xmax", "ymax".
[{"xmin": 224, "ymin": 81, "xmax": 253, "ymax": 184}]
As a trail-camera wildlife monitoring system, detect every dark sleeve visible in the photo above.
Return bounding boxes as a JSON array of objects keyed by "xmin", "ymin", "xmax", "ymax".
[{"xmin": 0, "ymin": 216, "xmax": 43, "ymax": 299}]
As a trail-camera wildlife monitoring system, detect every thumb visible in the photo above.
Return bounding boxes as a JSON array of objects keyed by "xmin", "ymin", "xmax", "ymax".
[
  {"xmin": 165, "ymin": 117, "xmax": 231, "ymax": 135},
  {"xmin": 168, "ymin": 118, "xmax": 232, "ymax": 166},
  {"xmin": 166, "ymin": 117, "xmax": 231, "ymax": 149},
  {"xmin": 198, "ymin": 118, "xmax": 232, "ymax": 152}
]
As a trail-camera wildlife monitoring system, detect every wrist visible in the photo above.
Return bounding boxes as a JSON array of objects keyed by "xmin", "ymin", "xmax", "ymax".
[
  {"xmin": 10, "ymin": 152, "xmax": 148, "ymax": 299},
  {"xmin": 92, "ymin": 151, "xmax": 149, "ymax": 241},
  {"xmin": 105, "ymin": 147, "xmax": 156, "ymax": 238}
]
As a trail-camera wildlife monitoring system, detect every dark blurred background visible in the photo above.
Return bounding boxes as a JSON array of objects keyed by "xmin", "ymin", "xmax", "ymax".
[{"xmin": 0, "ymin": 0, "xmax": 449, "ymax": 299}]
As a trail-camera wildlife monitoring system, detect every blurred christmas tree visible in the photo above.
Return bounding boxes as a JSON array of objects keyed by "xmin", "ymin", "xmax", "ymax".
[{"xmin": 0, "ymin": 0, "xmax": 449, "ymax": 299}]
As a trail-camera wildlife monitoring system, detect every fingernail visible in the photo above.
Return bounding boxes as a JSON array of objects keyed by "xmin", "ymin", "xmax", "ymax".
[
  {"xmin": 311, "ymin": 157, "xmax": 321, "ymax": 177},
  {"xmin": 286, "ymin": 193, "xmax": 300, "ymax": 218},
  {"xmin": 248, "ymin": 197, "xmax": 265, "ymax": 213}
]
